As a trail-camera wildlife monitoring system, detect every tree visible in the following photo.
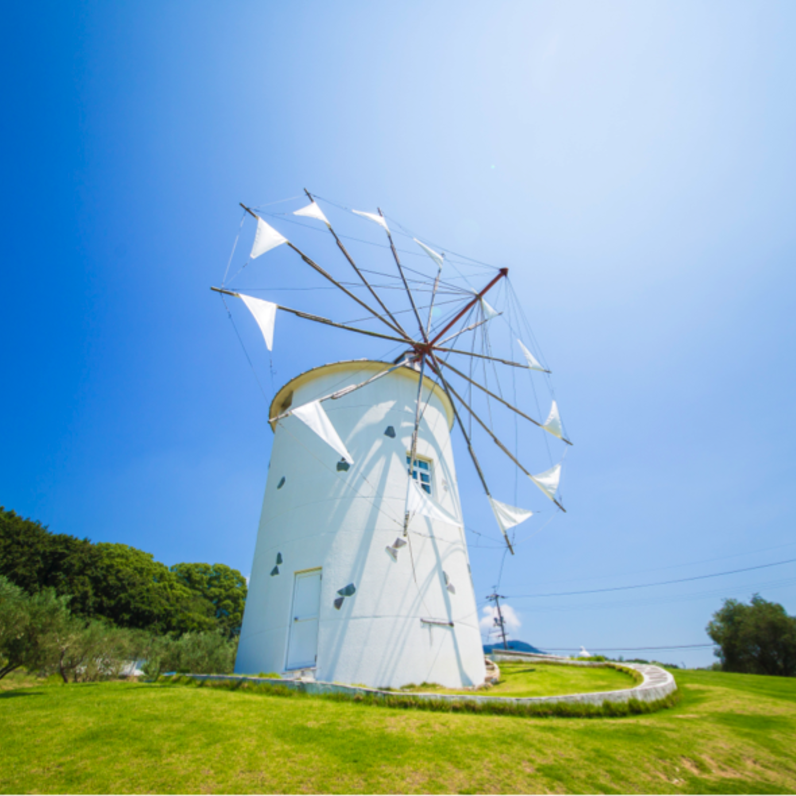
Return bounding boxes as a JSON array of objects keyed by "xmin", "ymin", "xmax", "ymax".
[
  {"xmin": 170, "ymin": 563, "xmax": 248, "ymax": 636},
  {"xmin": 0, "ymin": 576, "xmax": 70, "ymax": 680},
  {"xmin": 0, "ymin": 508, "xmax": 97, "ymax": 617},
  {"xmin": 89, "ymin": 543, "xmax": 217, "ymax": 634},
  {"xmin": 707, "ymin": 594, "xmax": 796, "ymax": 677},
  {"xmin": 0, "ymin": 507, "xmax": 240, "ymax": 635}
]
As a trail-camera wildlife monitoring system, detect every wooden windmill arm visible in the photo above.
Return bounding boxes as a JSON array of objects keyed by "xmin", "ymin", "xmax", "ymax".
[{"xmin": 210, "ymin": 287, "xmax": 409, "ymax": 345}]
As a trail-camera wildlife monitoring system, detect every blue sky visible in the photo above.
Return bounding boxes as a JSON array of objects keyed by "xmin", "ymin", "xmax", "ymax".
[{"xmin": 3, "ymin": 1, "xmax": 795, "ymax": 667}]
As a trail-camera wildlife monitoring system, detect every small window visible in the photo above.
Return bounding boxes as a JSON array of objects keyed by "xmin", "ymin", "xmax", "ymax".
[{"xmin": 406, "ymin": 454, "xmax": 433, "ymax": 495}]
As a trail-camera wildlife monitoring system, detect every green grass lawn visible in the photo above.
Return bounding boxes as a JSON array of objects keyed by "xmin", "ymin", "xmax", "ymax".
[
  {"xmin": 399, "ymin": 661, "xmax": 636, "ymax": 697},
  {"xmin": 2, "ymin": 669, "xmax": 795, "ymax": 794}
]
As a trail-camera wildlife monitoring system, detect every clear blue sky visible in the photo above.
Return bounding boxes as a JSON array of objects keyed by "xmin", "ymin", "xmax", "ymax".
[{"xmin": 3, "ymin": 1, "xmax": 795, "ymax": 667}]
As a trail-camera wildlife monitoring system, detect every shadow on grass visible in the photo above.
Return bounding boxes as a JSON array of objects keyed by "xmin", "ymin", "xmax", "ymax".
[{"xmin": 0, "ymin": 690, "xmax": 43, "ymax": 699}]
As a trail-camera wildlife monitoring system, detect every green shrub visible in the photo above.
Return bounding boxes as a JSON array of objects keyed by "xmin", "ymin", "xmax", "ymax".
[
  {"xmin": 142, "ymin": 631, "xmax": 237, "ymax": 678},
  {"xmin": 51, "ymin": 620, "xmax": 144, "ymax": 683}
]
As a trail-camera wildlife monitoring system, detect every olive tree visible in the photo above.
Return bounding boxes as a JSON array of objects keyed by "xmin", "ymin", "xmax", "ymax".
[
  {"xmin": 0, "ymin": 576, "xmax": 69, "ymax": 679},
  {"xmin": 707, "ymin": 594, "xmax": 796, "ymax": 677}
]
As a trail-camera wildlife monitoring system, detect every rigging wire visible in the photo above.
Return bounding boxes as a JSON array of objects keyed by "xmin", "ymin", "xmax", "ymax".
[
  {"xmin": 219, "ymin": 294, "xmax": 273, "ymax": 409},
  {"xmin": 221, "ymin": 211, "xmax": 246, "ymax": 287},
  {"xmin": 250, "ymin": 195, "xmax": 305, "ymax": 209},
  {"xmin": 308, "ymin": 192, "xmax": 501, "ymax": 275},
  {"xmin": 258, "ymin": 208, "xmax": 495, "ymax": 279}
]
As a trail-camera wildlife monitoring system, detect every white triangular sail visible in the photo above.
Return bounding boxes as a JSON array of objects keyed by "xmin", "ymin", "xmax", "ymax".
[
  {"xmin": 238, "ymin": 294, "xmax": 278, "ymax": 351},
  {"xmin": 481, "ymin": 299, "xmax": 500, "ymax": 321},
  {"xmin": 407, "ymin": 480, "xmax": 462, "ymax": 527},
  {"xmin": 529, "ymin": 463, "xmax": 561, "ymax": 502},
  {"xmin": 518, "ymin": 339, "xmax": 545, "ymax": 372},
  {"xmin": 542, "ymin": 400, "xmax": 564, "ymax": 440},
  {"xmin": 414, "ymin": 239, "xmax": 444, "ymax": 268},
  {"xmin": 488, "ymin": 497, "xmax": 533, "ymax": 534},
  {"xmin": 352, "ymin": 209, "xmax": 390, "ymax": 233},
  {"xmin": 293, "ymin": 201, "xmax": 330, "ymax": 226},
  {"xmin": 250, "ymin": 217, "xmax": 288, "ymax": 259},
  {"xmin": 292, "ymin": 400, "xmax": 354, "ymax": 464}
]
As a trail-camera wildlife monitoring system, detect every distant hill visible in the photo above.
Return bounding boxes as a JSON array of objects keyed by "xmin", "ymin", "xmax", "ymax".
[{"xmin": 483, "ymin": 640, "xmax": 547, "ymax": 654}]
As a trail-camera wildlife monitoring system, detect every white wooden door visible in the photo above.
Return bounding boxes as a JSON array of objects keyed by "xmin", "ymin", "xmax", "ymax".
[{"xmin": 286, "ymin": 569, "xmax": 322, "ymax": 670}]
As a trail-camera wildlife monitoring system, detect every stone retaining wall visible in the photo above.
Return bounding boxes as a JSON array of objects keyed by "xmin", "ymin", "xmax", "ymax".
[
  {"xmin": 488, "ymin": 651, "xmax": 677, "ymax": 705},
  {"xmin": 172, "ymin": 653, "xmax": 676, "ymax": 708}
]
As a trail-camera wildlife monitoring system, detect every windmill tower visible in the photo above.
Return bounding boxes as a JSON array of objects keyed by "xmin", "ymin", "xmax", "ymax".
[
  {"xmin": 213, "ymin": 192, "xmax": 571, "ymax": 689},
  {"xmin": 235, "ymin": 360, "xmax": 484, "ymax": 688}
]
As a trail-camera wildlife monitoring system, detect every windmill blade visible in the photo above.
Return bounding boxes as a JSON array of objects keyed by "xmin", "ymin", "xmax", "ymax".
[
  {"xmin": 378, "ymin": 207, "xmax": 429, "ymax": 342},
  {"xmin": 269, "ymin": 359, "xmax": 410, "ymax": 424},
  {"xmin": 434, "ymin": 316, "xmax": 494, "ymax": 348},
  {"xmin": 439, "ymin": 371, "xmax": 567, "ymax": 513},
  {"xmin": 211, "ymin": 287, "xmax": 409, "ymax": 345},
  {"xmin": 427, "ymin": 353, "xmax": 514, "ymax": 553},
  {"xmin": 239, "ymin": 203, "xmax": 412, "ymax": 342},
  {"xmin": 402, "ymin": 357, "xmax": 428, "ymax": 538},
  {"xmin": 435, "ymin": 357, "xmax": 573, "ymax": 445},
  {"xmin": 433, "ymin": 346, "xmax": 531, "ymax": 369},
  {"xmin": 400, "ymin": 356, "xmax": 429, "ymax": 584},
  {"xmin": 303, "ymin": 189, "xmax": 413, "ymax": 340},
  {"xmin": 425, "ymin": 261, "xmax": 443, "ymax": 337}
]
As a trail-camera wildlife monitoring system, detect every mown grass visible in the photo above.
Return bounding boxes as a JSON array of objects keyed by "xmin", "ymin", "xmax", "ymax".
[
  {"xmin": 397, "ymin": 660, "xmax": 638, "ymax": 697},
  {"xmin": 1, "ymin": 669, "xmax": 795, "ymax": 794}
]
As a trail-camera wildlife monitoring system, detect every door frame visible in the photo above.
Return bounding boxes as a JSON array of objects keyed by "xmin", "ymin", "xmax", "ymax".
[{"xmin": 285, "ymin": 567, "xmax": 322, "ymax": 671}]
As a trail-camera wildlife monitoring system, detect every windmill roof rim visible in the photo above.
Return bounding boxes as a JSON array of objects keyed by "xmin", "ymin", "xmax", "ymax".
[{"xmin": 268, "ymin": 359, "xmax": 454, "ymax": 432}]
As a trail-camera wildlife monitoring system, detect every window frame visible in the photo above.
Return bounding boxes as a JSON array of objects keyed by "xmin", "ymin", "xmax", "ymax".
[{"xmin": 406, "ymin": 453, "xmax": 434, "ymax": 496}]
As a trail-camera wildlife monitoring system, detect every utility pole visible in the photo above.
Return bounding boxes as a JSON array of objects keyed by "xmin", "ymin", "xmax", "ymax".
[{"xmin": 486, "ymin": 592, "xmax": 509, "ymax": 650}]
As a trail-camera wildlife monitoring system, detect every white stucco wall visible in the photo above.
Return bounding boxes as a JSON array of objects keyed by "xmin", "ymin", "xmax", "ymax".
[{"xmin": 235, "ymin": 360, "xmax": 486, "ymax": 690}]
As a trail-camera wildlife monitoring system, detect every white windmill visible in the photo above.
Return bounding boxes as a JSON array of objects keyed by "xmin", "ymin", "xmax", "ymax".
[{"xmin": 213, "ymin": 191, "xmax": 571, "ymax": 689}]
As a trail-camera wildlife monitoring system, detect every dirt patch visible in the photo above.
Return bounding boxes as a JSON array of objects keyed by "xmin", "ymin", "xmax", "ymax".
[
  {"xmin": 703, "ymin": 755, "xmax": 738, "ymax": 778},
  {"xmin": 680, "ymin": 757, "xmax": 701, "ymax": 775}
]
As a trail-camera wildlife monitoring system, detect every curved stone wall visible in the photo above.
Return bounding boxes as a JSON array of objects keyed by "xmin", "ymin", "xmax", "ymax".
[{"xmin": 178, "ymin": 652, "xmax": 677, "ymax": 709}]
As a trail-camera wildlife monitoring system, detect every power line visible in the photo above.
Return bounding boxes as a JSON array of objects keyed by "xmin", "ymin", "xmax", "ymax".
[
  {"xmin": 519, "ymin": 540, "xmax": 796, "ymax": 589},
  {"xmin": 538, "ymin": 644, "xmax": 714, "ymax": 652},
  {"xmin": 514, "ymin": 576, "xmax": 796, "ymax": 613},
  {"xmin": 506, "ymin": 558, "xmax": 796, "ymax": 599}
]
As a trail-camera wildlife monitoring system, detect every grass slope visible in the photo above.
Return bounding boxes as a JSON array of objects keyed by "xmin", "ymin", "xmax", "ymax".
[{"xmin": 1, "ymin": 670, "xmax": 795, "ymax": 794}]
